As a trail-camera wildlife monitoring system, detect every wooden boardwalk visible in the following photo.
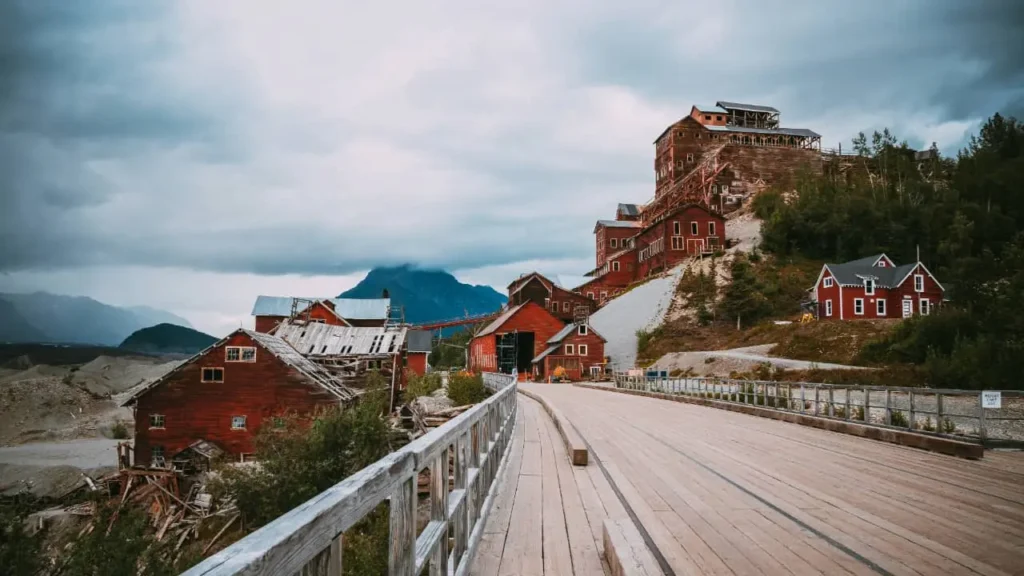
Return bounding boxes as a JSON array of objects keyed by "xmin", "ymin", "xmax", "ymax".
[{"xmin": 475, "ymin": 383, "xmax": 1024, "ymax": 576}]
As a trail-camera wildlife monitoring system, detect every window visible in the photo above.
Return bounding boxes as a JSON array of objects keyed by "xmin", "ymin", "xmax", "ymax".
[
  {"xmin": 914, "ymin": 274, "xmax": 924, "ymax": 292},
  {"xmin": 551, "ymin": 302, "xmax": 558, "ymax": 313},
  {"xmin": 610, "ymin": 238, "xmax": 618, "ymax": 249},
  {"xmin": 671, "ymin": 236, "xmax": 684, "ymax": 250},
  {"xmin": 151, "ymin": 446, "xmax": 165, "ymax": 466},
  {"xmin": 877, "ymin": 299, "xmax": 886, "ymax": 316},
  {"xmin": 231, "ymin": 416, "xmax": 247, "ymax": 430},
  {"xmin": 686, "ymin": 153, "xmax": 694, "ymax": 162},
  {"xmin": 600, "ymin": 291, "xmax": 608, "ymax": 302},
  {"xmin": 578, "ymin": 325, "xmax": 588, "ymax": 336},
  {"xmin": 587, "ymin": 292, "xmax": 594, "ymax": 299},
  {"xmin": 690, "ymin": 222, "xmax": 699, "ymax": 236},
  {"xmin": 919, "ymin": 299, "xmax": 930, "ymax": 315},
  {"xmin": 149, "ymin": 414, "xmax": 165, "ymax": 429},
  {"xmin": 716, "ymin": 115, "xmax": 723, "ymax": 122},
  {"xmin": 854, "ymin": 298, "xmax": 864, "ymax": 315},
  {"xmin": 823, "ymin": 277, "xmax": 834, "ymax": 288},
  {"xmin": 704, "ymin": 115, "xmax": 711, "ymax": 121},
  {"xmin": 563, "ymin": 302, "xmax": 570, "ymax": 313},
  {"xmin": 612, "ymin": 261, "xmax": 620, "ymax": 272},
  {"xmin": 226, "ymin": 346, "xmax": 257, "ymax": 362},
  {"xmin": 309, "ymin": 318, "xmax": 326, "ymax": 324},
  {"xmin": 673, "ymin": 221, "xmax": 681, "ymax": 235},
  {"xmin": 578, "ymin": 344, "xmax": 588, "ymax": 356},
  {"xmin": 877, "ymin": 260, "xmax": 887, "ymax": 267},
  {"xmin": 825, "ymin": 300, "xmax": 833, "ymax": 317},
  {"xmin": 201, "ymin": 367, "xmax": 224, "ymax": 383},
  {"xmin": 864, "ymin": 278, "xmax": 875, "ymax": 295},
  {"xmin": 564, "ymin": 344, "xmax": 574, "ymax": 355},
  {"xmin": 708, "ymin": 222, "xmax": 716, "ymax": 236}
]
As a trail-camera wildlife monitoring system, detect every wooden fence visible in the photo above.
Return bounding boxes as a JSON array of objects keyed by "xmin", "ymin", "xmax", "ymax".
[{"xmin": 183, "ymin": 372, "xmax": 517, "ymax": 576}]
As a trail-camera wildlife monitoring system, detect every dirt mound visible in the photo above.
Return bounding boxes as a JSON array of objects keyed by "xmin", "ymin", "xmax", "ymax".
[
  {"xmin": 67, "ymin": 355, "xmax": 180, "ymax": 397},
  {"xmin": 0, "ymin": 364, "xmax": 71, "ymax": 383}
]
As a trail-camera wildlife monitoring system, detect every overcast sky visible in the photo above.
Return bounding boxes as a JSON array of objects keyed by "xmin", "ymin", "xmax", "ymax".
[{"xmin": 2, "ymin": 1, "xmax": 1022, "ymax": 336}]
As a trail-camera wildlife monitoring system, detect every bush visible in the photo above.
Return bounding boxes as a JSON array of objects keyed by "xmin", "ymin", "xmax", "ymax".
[
  {"xmin": 891, "ymin": 410, "xmax": 909, "ymax": 427},
  {"xmin": 405, "ymin": 371, "xmax": 442, "ymax": 400},
  {"xmin": 448, "ymin": 372, "xmax": 489, "ymax": 406},
  {"xmin": 111, "ymin": 421, "xmax": 130, "ymax": 440}
]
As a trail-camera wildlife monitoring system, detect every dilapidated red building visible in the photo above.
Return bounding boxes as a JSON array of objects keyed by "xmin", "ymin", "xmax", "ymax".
[
  {"xmin": 531, "ymin": 322, "xmax": 607, "ymax": 381},
  {"xmin": 122, "ymin": 329, "xmax": 357, "ymax": 467},
  {"xmin": 251, "ymin": 296, "xmax": 391, "ymax": 333},
  {"xmin": 810, "ymin": 254, "xmax": 945, "ymax": 321},
  {"xmin": 469, "ymin": 302, "xmax": 565, "ymax": 378},
  {"xmin": 507, "ymin": 272, "xmax": 596, "ymax": 324}
]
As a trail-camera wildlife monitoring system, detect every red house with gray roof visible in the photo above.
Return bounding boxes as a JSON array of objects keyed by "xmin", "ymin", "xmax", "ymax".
[
  {"xmin": 531, "ymin": 322, "xmax": 606, "ymax": 381},
  {"xmin": 810, "ymin": 254, "xmax": 945, "ymax": 321}
]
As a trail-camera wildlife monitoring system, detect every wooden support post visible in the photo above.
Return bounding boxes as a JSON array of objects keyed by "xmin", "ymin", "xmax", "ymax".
[
  {"xmin": 936, "ymin": 393, "xmax": 944, "ymax": 432},
  {"xmin": 863, "ymin": 388, "xmax": 870, "ymax": 422},
  {"xmin": 909, "ymin": 391, "xmax": 916, "ymax": 430},
  {"xmin": 430, "ymin": 452, "xmax": 449, "ymax": 575},
  {"xmin": 452, "ymin": 434, "xmax": 468, "ymax": 566},
  {"xmin": 328, "ymin": 533, "xmax": 344, "ymax": 576},
  {"xmin": 978, "ymin": 392, "xmax": 988, "ymax": 441},
  {"xmin": 886, "ymin": 389, "xmax": 892, "ymax": 425},
  {"xmin": 845, "ymin": 388, "xmax": 851, "ymax": 421},
  {"xmin": 814, "ymin": 386, "xmax": 820, "ymax": 415},
  {"xmin": 388, "ymin": 477, "xmax": 416, "ymax": 576},
  {"xmin": 828, "ymin": 388, "xmax": 835, "ymax": 417},
  {"xmin": 800, "ymin": 384, "xmax": 805, "ymax": 413}
]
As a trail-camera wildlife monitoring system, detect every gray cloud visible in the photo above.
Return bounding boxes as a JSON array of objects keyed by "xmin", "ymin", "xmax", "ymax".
[{"xmin": 1, "ymin": 0, "xmax": 1022, "ymax": 281}]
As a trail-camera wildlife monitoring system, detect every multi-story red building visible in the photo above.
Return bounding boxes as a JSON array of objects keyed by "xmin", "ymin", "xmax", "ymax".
[
  {"xmin": 506, "ymin": 272, "xmax": 596, "ymax": 323},
  {"xmin": 810, "ymin": 254, "xmax": 945, "ymax": 321},
  {"xmin": 531, "ymin": 322, "xmax": 607, "ymax": 381}
]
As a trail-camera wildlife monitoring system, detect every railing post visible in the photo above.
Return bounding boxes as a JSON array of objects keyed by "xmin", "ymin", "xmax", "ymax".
[
  {"xmin": 886, "ymin": 389, "xmax": 892, "ymax": 425},
  {"xmin": 328, "ymin": 533, "xmax": 344, "ymax": 576},
  {"xmin": 430, "ymin": 450, "xmax": 449, "ymax": 575},
  {"xmin": 828, "ymin": 388, "xmax": 834, "ymax": 417},
  {"xmin": 800, "ymin": 384, "xmax": 805, "ymax": 413},
  {"xmin": 978, "ymin": 391, "xmax": 988, "ymax": 441},
  {"xmin": 863, "ymin": 388, "xmax": 869, "ymax": 422},
  {"xmin": 936, "ymin": 393, "xmax": 944, "ymax": 433},
  {"xmin": 814, "ymin": 386, "xmax": 819, "ymax": 415},
  {"xmin": 845, "ymin": 388, "xmax": 851, "ymax": 421},
  {"xmin": 453, "ymin": 432, "xmax": 468, "ymax": 565},
  {"xmin": 908, "ymin": 391, "xmax": 916, "ymax": 430},
  {"xmin": 388, "ymin": 476, "xmax": 416, "ymax": 576}
]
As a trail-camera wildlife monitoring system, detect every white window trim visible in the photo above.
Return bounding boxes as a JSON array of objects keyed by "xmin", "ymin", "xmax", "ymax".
[
  {"xmin": 610, "ymin": 238, "xmax": 618, "ymax": 249},
  {"xmin": 226, "ymin": 346, "xmax": 257, "ymax": 362},
  {"xmin": 673, "ymin": 222, "xmax": 681, "ymax": 235},
  {"xmin": 562, "ymin": 302, "xmax": 570, "ymax": 313},
  {"xmin": 865, "ymin": 279, "xmax": 875, "ymax": 295},
  {"xmin": 564, "ymin": 344, "xmax": 574, "ymax": 355},
  {"xmin": 919, "ymin": 298, "xmax": 930, "ymax": 315},
  {"xmin": 914, "ymin": 274, "xmax": 924, "ymax": 293},
  {"xmin": 578, "ymin": 325, "xmax": 588, "ymax": 336},
  {"xmin": 823, "ymin": 277, "xmax": 834, "ymax": 288},
  {"xmin": 600, "ymin": 291, "xmax": 608, "ymax": 302},
  {"xmin": 201, "ymin": 367, "xmax": 224, "ymax": 383},
  {"xmin": 586, "ymin": 292, "xmax": 594, "ymax": 299},
  {"xmin": 578, "ymin": 344, "xmax": 588, "ymax": 356},
  {"xmin": 149, "ymin": 414, "xmax": 165, "ymax": 429},
  {"xmin": 854, "ymin": 298, "xmax": 864, "ymax": 316},
  {"xmin": 612, "ymin": 261, "xmax": 620, "ymax": 272},
  {"xmin": 825, "ymin": 300, "xmax": 833, "ymax": 317},
  {"xmin": 877, "ymin": 299, "xmax": 886, "ymax": 316},
  {"xmin": 690, "ymin": 222, "xmax": 699, "ymax": 236},
  {"xmin": 551, "ymin": 302, "xmax": 558, "ymax": 313},
  {"xmin": 231, "ymin": 416, "xmax": 247, "ymax": 430},
  {"xmin": 708, "ymin": 222, "xmax": 716, "ymax": 236}
]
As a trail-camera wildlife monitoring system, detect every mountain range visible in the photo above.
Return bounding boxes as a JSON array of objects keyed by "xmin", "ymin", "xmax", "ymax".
[
  {"xmin": 339, "ymin": 265, "xmax": 507, "ymax": 325},
  {"xmin": 0, "ymin": 292, "xmax": 194, "ymax": 346},
  {"xmin": 119, "ymin": 323, "xmax": 217, "ymax": 355}
]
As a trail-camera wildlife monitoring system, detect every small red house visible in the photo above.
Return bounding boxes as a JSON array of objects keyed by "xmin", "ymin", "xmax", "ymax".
[
  {"xmin": 507, "ymin": 272, "xmax": 597, "ymax": 324},
  {"xmin": 405, "ymin": 330, "xmax": 432, "ymax": 376},
  {"xmin": 469, "ymin": 302, "xmax": 565, "ymax": 378},
  {"xmin": 636, "ymin": 203, "xmax": 725, "ymax": 278},
  {"xmin": 810, "ymin": 254, "xmax": 945, "ymax": 321},
  {"xmin": 122, "ymin": 329, "xmax": 357, "ymax": 467},
  {"xmin": 532, "ymin": 322, "xmax": 607, "ymax": 381},
  {"xmin": 252, "ymin": 296, "xmax": 391, "ymax": 333}
]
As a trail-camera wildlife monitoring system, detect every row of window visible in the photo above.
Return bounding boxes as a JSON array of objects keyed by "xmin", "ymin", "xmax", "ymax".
[
  {"xmin": 149, "ymin": 414, "xmax": 247, "ymax": 430},
  {"xmin": 586, "ymin": 290, "xmax": 610, "ymax": 302},
  {"xmin": 823, "ymin": 298, "xmax": 930, "ymax": 317},
  {"xmin": 822, "ymin": 274, "xmax": 927, "ymax": 292},
  {"xmin": 562, "ymin": 344, "xmax": 589, "ymax": 356},
  {"xmin": 672, "ymin": 221, "xmax": 716, "ymax": 237},
  {"xmin": 226, "ymin": 346, "xmax": 256, "ymax": 362}
]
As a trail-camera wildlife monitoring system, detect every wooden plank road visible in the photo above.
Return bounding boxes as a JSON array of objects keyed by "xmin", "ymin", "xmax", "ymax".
[{"xmin": 513, "ymin": 383, "xmax": 1024, "ymax": 576}]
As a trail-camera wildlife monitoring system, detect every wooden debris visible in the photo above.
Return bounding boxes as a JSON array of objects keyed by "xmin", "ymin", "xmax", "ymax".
[{"xmin": 202, "ymin": 515, "xmax": 239, "ymax": 555}]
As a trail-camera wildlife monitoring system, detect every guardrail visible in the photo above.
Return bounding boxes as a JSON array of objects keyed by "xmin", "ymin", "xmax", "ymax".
[
  {"xmin": 184, "ymin": 372, "xmax": 517, "ymax": 576},
  {"xmin": 614, "ymin": 375, "xmax": 1024, "ymax": 446}
]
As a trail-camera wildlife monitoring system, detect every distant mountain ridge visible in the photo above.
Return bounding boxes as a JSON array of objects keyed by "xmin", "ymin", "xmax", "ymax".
[
  {"xmin": 0, "ymin": 292, "xmax": 194, "ymax": 346},
  {"xmin": 339, "ymin": 265, "xmax": 506, "ymax": 325},
  {"xmin": 119, "ymin": 323, "xmax": 217, "ymax": 355}
]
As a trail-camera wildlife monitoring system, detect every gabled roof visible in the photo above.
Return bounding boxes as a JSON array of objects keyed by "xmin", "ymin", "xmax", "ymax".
[
  {"xmin": 252, "ymin": 296, "xmax": 390, "ymax": 320},
  {"xmin": 532, "ymin": 345, "xmax": 559, "ymax": 364},
  {"xmin": 617, "ymin": 203, "xmax": 640, "ymax": 217},
  {"xmin": 548, "ymin": 322, "xmax": 606, "ymax": 344},
  {"xmin": 272, "ymin": 322, "xmax": 407, "ymax": 357},
  {"xmin": 823, "ymin": 263, "xmax": 916, "ymax": 288},
  {"xmin": 716, "ymin": 101, "xmax": 780, "ymax": 114},
  {"xmin": 844, "ymin": 253, "xmax": 893, "ymax": 268},
  {"xmin": 693, "ymin": 104, "xmax": 728, "ymax": 114},
  {"xmin": 120, "ymin": 329, "xmax": 358, "ymax": 406},
  {"xmin": 594, "ymin": 220, "xmax": 642, "ymax": 232},
  {"xmin": 475, "ymin": 303, "xmax": 528, "ymax": 338}
]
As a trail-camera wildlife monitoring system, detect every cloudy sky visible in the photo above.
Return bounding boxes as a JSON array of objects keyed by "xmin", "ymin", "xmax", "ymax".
[{"xmin": 2, "ymin": 1, "xmax": 1022, "ymax": 336}]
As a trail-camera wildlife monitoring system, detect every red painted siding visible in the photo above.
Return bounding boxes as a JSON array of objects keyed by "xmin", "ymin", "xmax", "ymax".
[
  {"xmin": 133, "ymin": 332, "xmax": 340, "ymax": 465},
  {"xmin": 816, "ymin": 263, "xmax": 943, "ymax": 321},
  {"xmin": 638, "ymin": 205, "xmax": 725, "ymax": 278},
  {"xmin": 509, "ymin": 273, "xmax": 597, "ymax": 323},
  {"xmin": 254, "ymin": 315, "xmax": 284, "ymax": 333},
  {"xmin": 595, "ymin": 226, "xmax": 638, "ymax": 268},
  {"xmin": 889, "ymin": 264, "xmax": 944, "ymax": 319},
  {"xmin": 539, "ymin": 329, "xmax": 606, "ymax": 381},
  {"xmin": 469, "ymin": 302, "xmax": 565, "ymax": 375},
  {"xmin": 406, "ymin": 352, "xmax": 428, "ymax": 376}
]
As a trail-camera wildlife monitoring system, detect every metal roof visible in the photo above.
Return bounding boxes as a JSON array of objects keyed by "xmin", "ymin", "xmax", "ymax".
[
  {"xmin": 693, "ymin": 104, "xmax": 728, "ymax": 114},
  {"xmin": 272, "ymin": 322, "xmax": 407, "ymax": 357},
  {"xmin": 716, "ymin": 101, "xmax": 780, "ymax": 114},
  {"xmin": 251, "ymin": 296, "xmax": 390, "ymax": 320},
  {"xmin": 617, "ymin": 203, "xmax": 640, "ymax": 216},
  {"xmin": 547, "ymin": 322, "xmax": 606, "ymax": 344},
  {"xmin": 121, "ymin": 329, "xmax": 358, "ymax": 405},
  {"xmin": 552, "ymin": 275, "xmax": 591, "ymax": 291},
  {"xmin": 532, "ymin": 344, "xmax": 559, "ymax": 364},
  {"xmin": 703, "ymin": 125, "xmax": 821, "ymax": 138},
  {"xmin": 475, "ymin": 303, "xmax": 527, "ymax": 337},
  {"xmin": 824, "ymin": 263, "xmax": 917, "ymax": 289},
  {"xmin": 406, "ymin": 330, "xmax": 432, "ymax": 353}
]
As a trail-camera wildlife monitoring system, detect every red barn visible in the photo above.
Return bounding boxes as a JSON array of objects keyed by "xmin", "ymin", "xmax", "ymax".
[
  {"xmin": 532, "ymin": 322, "xmax": 607, "ymax": 381},
  {"xmin": 507, "ymin": 272, "xmax": 596, "ymax": 324},
  {"xmin": 810, "ymin": 254, "xmax": 945, "ymax": 321},
  {"xmin": 251, "ymin": 296, "xmax": 391, "ymax": 333},
  {"xmin": 122, "ymin": 329, "xmax": 356, "ymax": 467},
  {"xmin": 636, "ymin": 203, "xmax": 725, "ymax": 278},
  {"xmin": 469, "ymin": 302, "xmax": 565, "ymax": 378}
]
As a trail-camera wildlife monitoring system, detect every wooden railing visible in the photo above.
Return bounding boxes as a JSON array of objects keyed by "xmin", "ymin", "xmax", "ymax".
[
  {"xmin": 614, "ymin": 374, "xmax": 1024, "ymax": 446},
  {"xmin": 183, "ymin": 372, "xmax": 517, "ymax": 576}
]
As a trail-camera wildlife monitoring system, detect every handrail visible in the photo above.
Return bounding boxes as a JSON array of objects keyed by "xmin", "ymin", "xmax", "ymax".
[
  {"xmin": 184, "ymin": 372, "xmax": 517, "ymax": 576},
  {"xmin": 613, "ymin": 374, "xmax": 1024, "ymax": 446}
]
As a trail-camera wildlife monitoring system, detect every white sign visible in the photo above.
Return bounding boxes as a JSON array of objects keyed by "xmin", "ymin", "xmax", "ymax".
[{"xmin": 981, "ymin": 391, "xmax": 1002, "ymax": 409}]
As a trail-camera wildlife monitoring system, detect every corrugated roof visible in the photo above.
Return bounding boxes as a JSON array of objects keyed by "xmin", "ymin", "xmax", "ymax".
[
  {"xmin": 532, "ymin": 345, "xmax": 559, "ymax": 364},
  {"xmin": 475, "ymin": 303, "xmax": 526, "ymax": 337},
  {"xmin": 616, "ymin": 203, "xmax": 640, "ymax": 216},
  {"xmin": 595, "ymin": 220, "xmax": 642, "ymax": 229},
  {"xmin": 824, "ymin": 263, "xmax": 917, "ymax": 289},
  {"xmin": 406, "ymin": 330, "xmax": 432, "ymax": 353},
  {"xmin": 693, "ymin": 104, "xmax": 728, "ymax": 114},
  {"xmin": 121, "ymin": 329, "xmax": 358, "ymax": 405},
  {"xmin": 251, "ymin": 296, "xmax": 390, "ymax": 320},
  {"xmin": 547, "ymin": 322, "xmax": 607, "ymax": 344},
  {"xmin": 272, "ymin": 322, "xmax": 407, "ymax": 357},
  {"xmin": 716, "ymin": 101, "xmax": 780, "ymax": 114},
  {"xmin": 703, "ymin": 125, "xmax": 821, "ymax": 138}
]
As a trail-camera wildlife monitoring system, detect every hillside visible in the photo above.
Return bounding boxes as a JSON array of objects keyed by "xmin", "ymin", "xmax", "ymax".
[
  {"xmin": 0, "ymin": 292, "xmax": 189, "ymax": 346},
  {"xmin": 119, "ymin": 323, "xmax": 217, "ymax": 355},
  {"xmin": 339, "ymin": 265, "xmax": 506, "ymax": 324}
]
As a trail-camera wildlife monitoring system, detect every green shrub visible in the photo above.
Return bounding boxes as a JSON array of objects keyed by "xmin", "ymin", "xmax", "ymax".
[
  {"xmin": 941, "ymin": 417, "xmax": 957, "ymax": 434},
  {"xmin": 448, "ymin": 373, "xmax": 489, "ymax": 406},
  {"xmin": 921, "ymin": 416, "xmax": 936, "ymax": 432},
  {"xmin": 890, "ymin": 410, "xmax": 909, "ymax": 427},
  {"xmin": 852, "ymin": 406, "xmax": 866, "ymax": 421},
  {"xmin": 111, "ymin": 421, "xmax": 130, "ymax": 439},
  {"xmin": 405, "ymin": 372, "xmax": 442, "ymax": 400}
]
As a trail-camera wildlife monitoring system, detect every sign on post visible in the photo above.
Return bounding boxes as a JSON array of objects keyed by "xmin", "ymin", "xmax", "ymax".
[{"xmin": 981, "ymin": 391, "xmax": 1002, "ymax": 409}]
